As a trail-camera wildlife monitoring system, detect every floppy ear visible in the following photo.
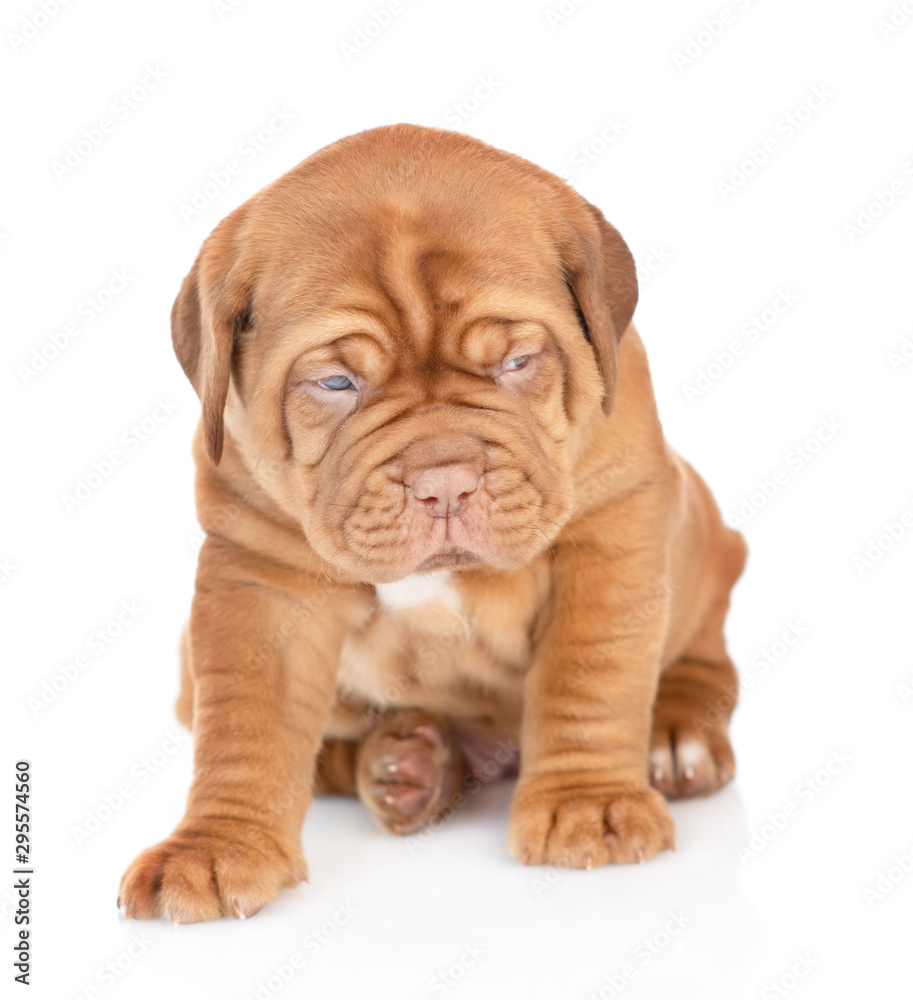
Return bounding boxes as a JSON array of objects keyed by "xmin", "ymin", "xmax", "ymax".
[
  {"xmin": 171, "ymin": 209, "xmax": 253, "ymax": 465},
  {"xmin": 560, "ymin": 202, "xmax": 638, "ymax": 416}
]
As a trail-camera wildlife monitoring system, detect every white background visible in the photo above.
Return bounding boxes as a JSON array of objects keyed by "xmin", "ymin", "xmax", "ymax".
[{"xmin": 3, "ymin": 0, "xmax": 913, "ymax": 997}]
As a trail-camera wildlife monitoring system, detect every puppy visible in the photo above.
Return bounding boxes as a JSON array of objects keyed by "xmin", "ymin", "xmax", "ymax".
[{"xmin": 119, "ymin": 124, "xmax": 746, "ymax": 922}]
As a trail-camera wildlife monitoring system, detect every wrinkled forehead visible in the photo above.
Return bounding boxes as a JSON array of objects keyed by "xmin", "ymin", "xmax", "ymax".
[
  {"xmin": 257, "ymin": 207, "xmax": 563, "ymax": 329},
  {"xmin": 245, "ymin": 148, "xmax": 571, "ymax": 325}
]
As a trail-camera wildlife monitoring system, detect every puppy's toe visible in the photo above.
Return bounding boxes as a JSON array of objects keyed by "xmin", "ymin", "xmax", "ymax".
[
  {"xmin": 357, "ymin": 712, "xmax": 464, "ymax": 835},
  {"xmin": 648, "ymin": 736, "xmax": 676, "ymax": 798},
  {"xmin": 649, "ymin": 725, "xmax": 735, "ymax": 800}
]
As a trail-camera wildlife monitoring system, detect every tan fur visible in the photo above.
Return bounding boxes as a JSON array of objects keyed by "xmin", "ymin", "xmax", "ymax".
[{"xmin": 119, "ymin": 125, "xmax": 746, "ymax": 921}]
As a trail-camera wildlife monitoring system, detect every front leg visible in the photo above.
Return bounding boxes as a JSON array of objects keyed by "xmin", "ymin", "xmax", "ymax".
[
  {"xmin": 509, "ymin": 536, "xmax": 675, "ymax": 869},
  {"xmin": 119, "ymin": 539, "xmax": 355, "ymax": 922}
]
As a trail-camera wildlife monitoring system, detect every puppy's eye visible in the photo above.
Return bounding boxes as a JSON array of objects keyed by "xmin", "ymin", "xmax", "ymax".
[
  {"xmin": 317, "ymin": 375, "xmax": 354, "ymax": 391},
  {"xmin": 503, "ymin": 356, "xmax": 529, "ymax": 372}
]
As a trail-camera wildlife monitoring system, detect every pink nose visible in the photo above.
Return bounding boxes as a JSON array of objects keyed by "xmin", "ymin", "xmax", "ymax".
[{"xmin": 406, "ymin": 464, "xmax": 480, "ymax": 518}]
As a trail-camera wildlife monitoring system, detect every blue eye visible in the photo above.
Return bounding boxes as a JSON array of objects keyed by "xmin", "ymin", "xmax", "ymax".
[
  {"xmin": 318, "ymin": 375, "xmax": 354, "ymax": 391},
  {"xmin": 503, "ymin": 356, "xmax": 529, "ymax": 372}
]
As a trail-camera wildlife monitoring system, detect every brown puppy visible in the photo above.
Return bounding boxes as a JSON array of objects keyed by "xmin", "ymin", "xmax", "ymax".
[{"xmin": 119, "ymin": 124, "xmax": 746, "ymax": 922}]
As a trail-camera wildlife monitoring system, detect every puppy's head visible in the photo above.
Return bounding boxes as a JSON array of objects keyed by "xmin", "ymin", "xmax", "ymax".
[{"xmin": 173, "ymin": 125, "xmax": 637, "ymax": 583}]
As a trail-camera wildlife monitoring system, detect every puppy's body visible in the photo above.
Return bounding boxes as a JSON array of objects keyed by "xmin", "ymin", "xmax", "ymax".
[
  {"xmin": 123, "ymin": 125, "xmax": 746, "ymax": 923},
  {"xmin": 319, "ymin": 327, "xmax": 742, "ymax": 744}
]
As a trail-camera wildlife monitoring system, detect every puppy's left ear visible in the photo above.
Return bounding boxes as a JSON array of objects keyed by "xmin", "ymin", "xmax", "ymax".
[
  {"xmin": 171, "ymin": 206, "xmax": 254, "ymax": 465},
  {"xmin": 561, "ymin": 202, "xmax": 638, "ymax": 416}
]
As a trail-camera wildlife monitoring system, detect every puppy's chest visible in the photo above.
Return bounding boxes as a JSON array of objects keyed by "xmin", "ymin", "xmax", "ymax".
[
  {"xmin": 338, "ymin": 565, "xmax": 551, "ymax": 707},
  {"xmin": 374, "ymin": 571, "xmax": 468, "ymax": 631}
]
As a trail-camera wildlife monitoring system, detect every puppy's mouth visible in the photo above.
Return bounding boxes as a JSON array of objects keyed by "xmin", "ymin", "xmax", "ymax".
[{"xmin": 414, "ymin": 548, "xmax": 482, "ymax": 573}]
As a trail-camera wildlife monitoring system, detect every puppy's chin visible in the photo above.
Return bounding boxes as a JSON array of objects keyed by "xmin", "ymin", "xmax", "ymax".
[
  {"xmin": 411, "ymin": 549, "xmax": 481, "ymax": 572},
  {"xmin": 339, "ymin": 553, "xmax": 483, "ymax": 586},
  {"xmin": 309, "ymin": 530, "xmax": 555, "ymax": 586}
]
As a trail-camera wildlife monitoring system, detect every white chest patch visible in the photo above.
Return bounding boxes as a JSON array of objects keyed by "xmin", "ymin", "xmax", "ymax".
[{"xmin": 375, "ymin": 571, "xmax": 463, "ymax": 614}]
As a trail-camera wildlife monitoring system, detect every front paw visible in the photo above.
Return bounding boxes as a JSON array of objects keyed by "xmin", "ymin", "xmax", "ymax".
[
  {"xmin": 118, "ymin": 822, "xmax": 307, "ymax": 923},
  {"xmin": 508, "ymin": 781, "xmax": 675, "ymax": 868}
]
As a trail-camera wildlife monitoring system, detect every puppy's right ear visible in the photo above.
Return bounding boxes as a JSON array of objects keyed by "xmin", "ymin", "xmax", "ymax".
[
  {"xmin": 558, "ymin": 203, "xmax": 638, "ymax": 418},
  {"xmin": 171, "ymin": 208, "xmax": 253, "ymax": 466}
]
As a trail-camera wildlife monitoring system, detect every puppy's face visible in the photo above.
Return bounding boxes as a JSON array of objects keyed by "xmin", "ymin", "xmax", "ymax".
[{"xmin": 173, "ymin": 126, "xmax": 637, "ymax": 583}]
